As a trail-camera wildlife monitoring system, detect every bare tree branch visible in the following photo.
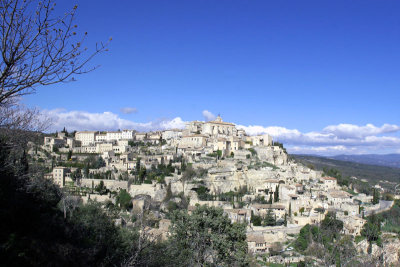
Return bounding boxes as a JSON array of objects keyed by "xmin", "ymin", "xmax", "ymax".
[{"xmin": 0, "ymin": 0, "xmax": 109, "ymax": 106}]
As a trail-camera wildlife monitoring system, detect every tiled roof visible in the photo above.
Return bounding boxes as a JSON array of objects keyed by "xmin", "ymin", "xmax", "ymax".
[
  {"xmin": 322, "ymin": 177, "xmax": 337, "ymax": 181},
  {"xmin": 247, "ymin": 234, "xmax": 265, "ymax": 243}
]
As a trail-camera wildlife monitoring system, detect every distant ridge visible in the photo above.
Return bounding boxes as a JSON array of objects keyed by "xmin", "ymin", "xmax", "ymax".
[{"xmin": 328, "ymin": 154, "xmax": 400, "ymax": 169}]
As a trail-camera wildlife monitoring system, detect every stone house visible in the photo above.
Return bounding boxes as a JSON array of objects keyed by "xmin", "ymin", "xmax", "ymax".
[
  {"xmin": 224, "ymin": 209, "xmax": 251, "ymax": 224},
  {"xmin": 201, "ymin": 116, "xmax": 238, "ymax": 137},
  {"xmin": 251, "ymin": 134, "xmax": 273, "ymax": 147},
  {"xmin": 320, "ymin": 177, "xmax": 338, "ymax": 190},
  {"xmin": 75, "ymin": 131, "xmax": 97, "ymax": 146},
  {"xmin": 247, "ymin": 234, "xmax": 269, "ymax": 254},
  {"xmin": 342, "ymin": 216, "xmax": 366, "ymax": 236},
  {"xmin": 251, "ymin": 204, "xmax": 286, "ymax": 219},
  {"xmin": 48, "ymin": 166, "xmax": 72, "ymax": 188},
  {"xmin": 327, "ymin": 190, "xmax": 353, "ymax": 206},
  {"xmin": 162, "ymin": 129, "xmax": 183, "ymax": 140},
  {"xmin": 134, "ymin": 133, "xmax": 147, "ymax": 141},
  {"xmin": 179, "ymin": 134, "xmax": 208, "ymax": 149}
]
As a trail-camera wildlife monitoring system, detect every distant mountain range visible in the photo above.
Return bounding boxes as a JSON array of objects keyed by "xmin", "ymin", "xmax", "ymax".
[
  {"xmin": 292, "ymin": 154, "xmax": 400, "ymax": 187},
  {"xmin": 327, "ymin": 154, "xmax": 400, "ymax": 169}
]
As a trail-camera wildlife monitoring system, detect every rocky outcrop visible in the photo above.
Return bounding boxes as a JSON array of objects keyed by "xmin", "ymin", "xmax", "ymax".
[
  {"xmin": 132, "ymin": 194, "xmax": 152, "ymax": 214},
  {"xmin": 255, "ymin": 146, "xmax": 288, "ymax": 165},
  {"xmin": 357, "ymin": 235, "xmax": 400, "ymax": 266},
  {"xmin": 129, "ymin": 182, "xmax": 166, "ymax": 202}
]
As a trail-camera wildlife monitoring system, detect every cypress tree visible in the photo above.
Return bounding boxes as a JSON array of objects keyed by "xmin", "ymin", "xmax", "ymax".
[
  {"xmin": 20, "ymin": 150, "xmax": 29, "ymax": 174},
  {"xmin": 372, "ymin": 188, "xmax": 379, "ymax": 205},
  {"xmin": 165, "ymin": 183, "xmax": 173, "ymax": 201},
  {"xmin": 284, "ymin": 213, "xmax": 288, "ymax": 227},
  {"xmin": 135, "ymin": 158, "xmax": 141, "ymax": 176},
  {"xmin": 274, "ymin": 185, "xmax": 280, "ymax": 202}
]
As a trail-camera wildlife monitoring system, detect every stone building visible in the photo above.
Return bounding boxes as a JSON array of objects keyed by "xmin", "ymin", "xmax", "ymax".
[
  {"xmin": 320, "ymin": 177, "xmax": 338, "ymax": 190},
  {"xmin": 247, "ymin": 234, "xmax": 269, "ymax": 254},
  {"xmin": 76, "ymin": 131, "xmax": 97, "ymax": 146},
  {"xmin": 46, "ymin": 167, "xmax": 72, "ymax": 188},
  {"xmin": 202, "ymin": 115, "xmax": 238, "ymax": 137},
  {"xmin": 179, "ymin": 134, "xmax": 208, "ymax": 149}
]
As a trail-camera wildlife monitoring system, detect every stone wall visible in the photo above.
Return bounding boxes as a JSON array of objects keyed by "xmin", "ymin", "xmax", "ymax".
[{"xmin": 79, "ymin": 179, "xmax": 128, "ymax": 191}]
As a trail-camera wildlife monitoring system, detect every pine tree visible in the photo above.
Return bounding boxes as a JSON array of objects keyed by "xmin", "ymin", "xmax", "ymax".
[
  {"xmin": 289, "ymin": 202, "xmax": 292, "ymax": 217},
  {"xmin": 139, "ymin": 167, "xmax": 147, "ymax": 183},
  {"xmin": 264, "ymin": 209, "xmax": 276, "ymax": 226},
  {"xmin": 299, "ymin": 207, "xmax": 305, "ymax": 216},
  {"xmin": 268, "ymin": 193, "xmax": 273, "ymax": 204}
]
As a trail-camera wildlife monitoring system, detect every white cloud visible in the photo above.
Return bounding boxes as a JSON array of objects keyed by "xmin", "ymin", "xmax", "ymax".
[
  {"xmin": 42, "ymin": 108, "xmax": 400, "ymax": 155},
  {"xmin": 322, "ymin": 123, "xmax": 400, "ymax": 139},
  {"xmin": 202, "ymin": 110, "xmax": 216, "ymax": 121},
  {"xmin": 289, "ymin": 145, "xmax": 353, "ymax": 155},
  {"xmin": 120, "ymin": 107, "xmax": 138, "ymax": 114},
  {"xmin": 237, "ymin": 123, "xmax": 400, "ymax": 155},
  {"xmin": 237, "ymin": 125, "xmax": 302, "ymax": 139},
  {"xmin": 159, "ymin": 117, "xmax": 186, "ymax": 129},
  {"xmin": 43, "ymin": 109, "xmax": 185, "ymax": 132}
]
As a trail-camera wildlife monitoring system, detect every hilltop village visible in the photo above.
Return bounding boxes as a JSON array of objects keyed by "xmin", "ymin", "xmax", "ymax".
[{"xmin": 29, "ymin": 116, "xmax": 392, "ymax": 262}]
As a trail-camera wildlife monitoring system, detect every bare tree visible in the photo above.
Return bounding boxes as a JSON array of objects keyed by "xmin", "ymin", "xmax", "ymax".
[
  {"xmin": 180, "ymin": 164, "xmax": 196, "ymax": 195},
  {"xmin": 0, "ymin": 0, "xmax": 109, "ymax": 107},
  {"xmin": 0, "ymin": 102, "xmax": 49, "ymax": 131},
  {"xmin": 61, "ymin": 194, "xmax": 81, "ymax": 219},
  {"xmin": 122, "ymin": 210, "xmax": 164, "ymax": 267},
  {"xmin": 0, "ymin": 0, "xmax": 108, "ymax": 171}
]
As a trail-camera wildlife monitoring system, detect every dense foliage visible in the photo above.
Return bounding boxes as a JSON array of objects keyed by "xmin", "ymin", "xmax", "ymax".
[
  {"xmin": 294, "ymin": 212, "xmax": 356, "ymax": 265},
  {"xmin": 0, "ymin": 139, "xmax": 135, "ymax": 266},
  {"xmin": 132, "ymin": 159, "xmax": 175, "ymax": 184},
  {"xmin": 168, "ymin": 205, "xmax": 249, "ymax": 266},
  {"xmin": 380, "ymin": 200, "xmax": 400, "ymax": 234},
  {"xmin": 250, "ymin": 210, "xmax": 278, "ymax": 226},
  {"xmin": 116, "ymin": 189, "xmax": 133, "ymax": 210}
]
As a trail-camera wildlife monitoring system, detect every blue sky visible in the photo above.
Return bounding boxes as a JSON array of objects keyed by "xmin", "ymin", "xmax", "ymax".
[{"xmin": 23, "ymin": 1, "xmax": 400, "ymax": 155}]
